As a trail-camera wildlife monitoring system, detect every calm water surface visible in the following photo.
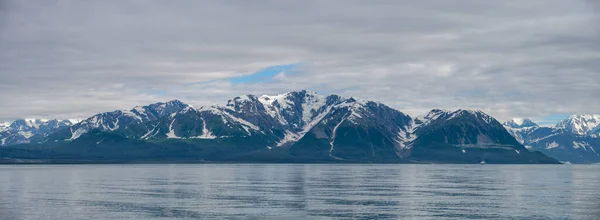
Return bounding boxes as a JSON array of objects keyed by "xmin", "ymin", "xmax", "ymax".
[{"xmin": 0, "ymin": 164, "xmax": 599, "ymax": 220}]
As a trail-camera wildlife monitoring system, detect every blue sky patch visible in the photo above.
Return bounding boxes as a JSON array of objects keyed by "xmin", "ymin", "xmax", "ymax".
[
  {"xmin": 230, "ymin": 63, "xmax": 299, "ymax": 84},
  {"xmin": 538, "ymin": 113, "xmax": 573, "ymax": 126}
]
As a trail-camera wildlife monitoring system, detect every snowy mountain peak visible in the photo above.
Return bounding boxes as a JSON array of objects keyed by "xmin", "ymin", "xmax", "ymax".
[
  {"xmin": 0, "ymin": 118, "xmax": 74, "ymax": 145},
  {"xmin": 0, "ymin": 122, "xmax": 11, "ymax": 132},
  {"xmin": 503, "ymin": 118, "xmax": 539, "ymax": 129},
  {"xmin": 67, "ymin": 119, "xmax": 82, "ymax": 125},
  {"xmin": 290, "ymin": 89, "xmax": 320, "ymax": 96},
  {"xmin": 61, "ymin": 100, "xmax": 192, "ymax": 140},
  {"xmin": 165, "ymin": 99, "xmax": 186, "ymax": 105},
  {"xmin": 556, "ymin": 114, "xmax": 600, "ymax": 136},
  {"xmin": 414, "ymin": 109, "xmax": 450, "ymax": 126},
  {"xmin": 414, "ymin": 109, "xmax": 496, "ymax": 128},
  {"xmin": 228, "ymin": 94, "xmax": 258, "ymax": 105},
  {"xmin": 446, "ymin": 109, "xmax": 495, "ymax": 124},
  {"xmin": 9, "ymin": 118, "xmax": 70, "ymax": 130},
  {"xmin": 423, "ymin": 109, "xmax": 450, "ymax": 118},
  {"xmin": 256, "ymin": 90, "xmax": 329, "ymax": 125},
  {"xmin": 145, "ymin": 100, "xmax": 189, "ymax": 115},
  {"xmin": 258, "ymin": 90, "xmax": 323, "ymax": 104},
  {"xmin": 258, "ymin": 93, "xmax": 285, "ymax": 106}
]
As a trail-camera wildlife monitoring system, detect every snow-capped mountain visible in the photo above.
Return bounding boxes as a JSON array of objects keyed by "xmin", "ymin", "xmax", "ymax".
[
  {"xmin": 290, "ymin": 95, "xmax": 414, "ymax": 161},
  {"xmin": 406, "ymin": 109, "xmax": 554, "ymax": 163},
  {"xmin": 502, "ymin": 118, "xmax": 539, "ymax": 145},
  {"xmin": 0, "ymin": 119, "xmax": 73, "ymax": 145},
  {"xmin": 503, "ymin": 118, "xmax": 539, "ymax": 129},
  {"xmin": 138, "ymin": 90, "xmax": 416, "ymax": 160},
  {"xmin": 504, "ymin": 116, "xmax": 600, "ymax": 163},
  {"xmin": 556, "ymin": 114, "xmax": 600, "ymax": 136},
  {"xmin": 135, "ymin": 91, "xmax": 335, "ymax": 142},
  {"xmin": 42, "ymin": 100, "xmax": 190, "ymax": 142},
  {"xmin": 0, "ymin": 122, "xmax": 10, "ymax": 132},
  {"xmin": 0, "ymin": 90, "xmax": 559, "ymax": 164}
]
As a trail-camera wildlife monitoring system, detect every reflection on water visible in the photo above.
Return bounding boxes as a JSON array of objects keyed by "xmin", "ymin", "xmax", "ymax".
[{"xmin": 0, "ymin": 164, "xmax": 599, "ymax": 219}]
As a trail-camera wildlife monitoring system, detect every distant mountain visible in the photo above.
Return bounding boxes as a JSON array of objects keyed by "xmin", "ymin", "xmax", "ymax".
[
  {"xmin": 504, "ymin": 115, "xmax": 600, "ymax": 163},
  {"xmin": 0, "ymin": 90, "xmax": 558, "ymax": 164},
  {"xmin": 0, "ymin": 122, "xmax": 10, "ymax": 132},
  {"xmin": 502, "ymin": 118, "xmax": 540, "ymax": 145},
  {"xmin": 503, "ymin": 118, "xmax": 539, "ymax": 129},
  {"xmin": 556, "ymin": 114, "xmax": 600, "ymax": 136},
  {"xmin": 0, "ymin": 119, "xmax": 73, "ymax": 145}
]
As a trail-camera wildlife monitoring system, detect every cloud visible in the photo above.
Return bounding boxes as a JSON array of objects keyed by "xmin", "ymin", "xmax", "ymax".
[{"xmin": 0, "ymin": 0, "xmax": 599, "ymax": 124}]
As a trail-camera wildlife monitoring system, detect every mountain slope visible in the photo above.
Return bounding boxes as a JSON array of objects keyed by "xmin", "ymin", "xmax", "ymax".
[
  {"xmin": 408, "ymin": 110, "xmax": 556, "ymax": 163},
  {"xmin": 290, "ymin": 98, "xmax": 414, "ymax": 161}
]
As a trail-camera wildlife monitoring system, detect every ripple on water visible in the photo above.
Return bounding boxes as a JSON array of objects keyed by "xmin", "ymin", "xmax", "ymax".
[{"xmin": 0, "ymin": 164, "xmax": 599, "ymax": 219}]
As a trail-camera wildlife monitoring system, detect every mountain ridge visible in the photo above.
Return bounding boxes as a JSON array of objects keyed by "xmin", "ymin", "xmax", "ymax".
[
  {"xmin": 0, "ymin": 90, "xmax": 561, "ymax": 164},
  {"xmin": 503, "ymin": 116, "xmax": 600, "ymax": 163}
]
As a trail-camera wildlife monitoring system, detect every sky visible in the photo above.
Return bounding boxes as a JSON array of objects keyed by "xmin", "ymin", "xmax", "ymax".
[{"xmin": 0, "ymin": 0, "xmax": 599, "ymax": 125}]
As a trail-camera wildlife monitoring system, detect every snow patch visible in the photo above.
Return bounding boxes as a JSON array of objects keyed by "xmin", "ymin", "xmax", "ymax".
[
  {"xmin": 300, "ymin": 93, "xmax": 327, "ymax": 124},
  {"xmin": 395, "ymin": 126, "xmax": 417, "ymax": 149},
  {"xmin": 572, "ymin": 141, "xmax": 589, "ymax": 150},
  {"xmin": 590, "ymin": 145, "xmax": 599, "ymax": 156},
  {"xmin": 192, "ymin": 119, "xmax": 216, "ymax": 139},
  {"xmin": 220, "ymin": 111, "xmax": 259, "ymax": 134},
  {"xmin": 199, "ymin": 106, "xmax": 228, "ymax": 124},
  {"xmin": 329, "ymin": 112, "xmax": 350, "ymax": 156},
  {"xmin": 133, "ymin": 106, "xmax": 147, "ymax": 116},
  {"xmin": 275, "ymin": 105, "xmax": 336, "ymax": 147},
  {"xmin": 414, "ymin": 109, "xmax": 451, "ymax": 127},
  {"xmin": 235, "ymin": 95, "xmax": 252, "ymax": 103},
  {"xmin": 17, "ymin": 131, "xmax": 33, "ymax": 139},
  {"xmin": 546, "ymin": 141, "xmax": 559, "ymax": 149},
  {"xmin": 530, "ymin": 133, "xmax": 559, "ymax": 144},
  {"xmin": 276, "ymin": 131, "xmax": 301, "ymax": 147},
  {"xmin": 166, "ymin": 119, "xmax": 179, "ymax": 139},
  {"xmin": 68, "ymin": 119, "xmax": 82, "ymax": 125},
  {"xmin": 258, "ymin": 92, "xmax": 294, "ymax": 110},
  {"xmin": 121, "ymin": 110, "xmax": 143, "ymax": 121},
  {"xmin": 141, "ymin": 124, "xmax": 158, "ymax": 139},
  {"xmin": 69, "ymin": 127, "xmax": 88, "ymax": 140},
  {"xmin": 512, "ymin": 118, "xmax": 524, "ymax": 126},
  {"xmin": 109, "ymin": 118, "xmax": 120, "ymax": 131}
]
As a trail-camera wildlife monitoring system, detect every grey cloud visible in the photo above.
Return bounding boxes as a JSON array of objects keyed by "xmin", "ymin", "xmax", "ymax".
[{"xmin": 0, "ymin": 0, "xmax": 599, "ymax": 123}]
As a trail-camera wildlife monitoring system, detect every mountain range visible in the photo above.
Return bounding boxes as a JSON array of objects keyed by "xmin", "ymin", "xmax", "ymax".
[
  {"xmin": 0, "ymin": 90, "xmax": 566, "ymax": 164},
  {"xmin": 0, "ymin": 119, "xmax": 73, "ymax": 145},
  {"xmin": 503, "ymin": 115, "xmax": 600, "ymax": 163}
]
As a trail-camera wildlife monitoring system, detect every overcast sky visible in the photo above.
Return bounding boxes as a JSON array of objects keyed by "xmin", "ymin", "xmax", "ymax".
[{"xmin": 1, "ymin": 0, "xmax": 599, "ymax": 125}]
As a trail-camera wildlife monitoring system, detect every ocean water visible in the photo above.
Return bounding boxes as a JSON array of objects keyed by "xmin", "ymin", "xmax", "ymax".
[{"xmin": 0, "ymin": 164, "xmax": 598, "ymax": 220}]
